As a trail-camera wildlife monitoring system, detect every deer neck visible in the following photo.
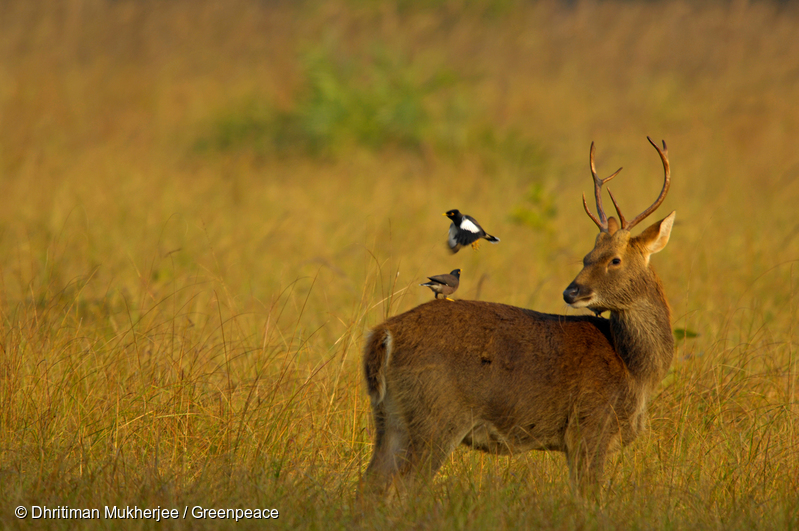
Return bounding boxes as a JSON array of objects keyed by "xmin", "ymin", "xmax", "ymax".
[{"xmin": 609, "ymin": 278, "xmax": 673, "ymax": 389}]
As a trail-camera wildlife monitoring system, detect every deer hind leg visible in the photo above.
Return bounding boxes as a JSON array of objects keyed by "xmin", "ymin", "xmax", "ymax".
[
  {"xmin": 361, "ymin": 399, "xmax": 411, "ymax": 497},
  {"xmin": 362, "ymin": 408, "xmax": 464, "ymax": 497},
  {"xmin": 396, "ymin": 413, "xmax": 475, "ymax": 493}
]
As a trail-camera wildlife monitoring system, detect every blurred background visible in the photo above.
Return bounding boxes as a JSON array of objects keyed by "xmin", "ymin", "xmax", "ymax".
[
  {"xmin": 2, "ymin": 0, "xmax": 798, "ymax": 328},
  {"xmin": 1, "ymin": 0, "xmax": 798, "ymax": 524},
  {"xmin": 3, "ymin": 0, "xmax": 799, "ymax": 324}
]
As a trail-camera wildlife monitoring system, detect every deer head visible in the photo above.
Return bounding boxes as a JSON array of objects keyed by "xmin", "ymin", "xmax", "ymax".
[{"xmin": 563, "ymin": 137, "xmax": 675, "ymax": 314}]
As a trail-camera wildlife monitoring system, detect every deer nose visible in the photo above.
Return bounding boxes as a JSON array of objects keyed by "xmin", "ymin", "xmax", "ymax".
[{"xmin": 563, "ymin": 282, "xmax": 585, "ymax": 304}]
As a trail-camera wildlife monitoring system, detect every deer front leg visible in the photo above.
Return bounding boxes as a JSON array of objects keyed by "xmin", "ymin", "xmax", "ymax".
[{"xmin": 564, "ymin": 421, "xmax": 612, "ymax": 496}]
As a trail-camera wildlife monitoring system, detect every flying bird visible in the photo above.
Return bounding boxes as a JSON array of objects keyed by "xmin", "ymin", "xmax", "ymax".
[
  {"xmin": 444, "ymin": 210, "xmax": 500, "ymax": 253},
  {"xmin": 420, "ymin": 269, "xmax": 461, "ymax": 301}
]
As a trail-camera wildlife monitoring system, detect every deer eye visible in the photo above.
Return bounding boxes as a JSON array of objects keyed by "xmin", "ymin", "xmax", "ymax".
[{"xmin": 611, "ymin": 258, "xmax": 621, "ymax": 266}]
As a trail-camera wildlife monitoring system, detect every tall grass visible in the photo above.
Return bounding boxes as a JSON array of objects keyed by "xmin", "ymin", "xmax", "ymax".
[{"xmin": 0, "ymin": 0, "xmax": 798, "ymax": 528}]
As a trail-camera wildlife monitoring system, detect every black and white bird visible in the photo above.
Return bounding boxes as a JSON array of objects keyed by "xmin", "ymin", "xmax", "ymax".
[
  {"xmin": 444, "ymin": 209, "xmax": 500, "ymax": 253},
  {"xmin": 420, "ymin": 269, "xmax": 461, "ymax": 300}
]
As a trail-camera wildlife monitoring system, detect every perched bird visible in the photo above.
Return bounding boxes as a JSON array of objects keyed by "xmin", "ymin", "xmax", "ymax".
[
  {"xmin": 420, "ymin": 269, "xmax": 461, "ymax": 301},
  {"xmin": 444, "ymin": 210, "xmax": 500, "ymax": 253}
]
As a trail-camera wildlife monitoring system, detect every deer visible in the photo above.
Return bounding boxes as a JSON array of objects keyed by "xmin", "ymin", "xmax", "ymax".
[{"xmin": 361, "ymin": 137, "xmax": 675, "ymax": 496}]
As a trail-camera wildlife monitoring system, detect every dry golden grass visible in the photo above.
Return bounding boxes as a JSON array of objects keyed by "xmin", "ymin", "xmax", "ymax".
[{"xmin": 0, "ymin": 0, "xmax": 798, "ymax": 528}]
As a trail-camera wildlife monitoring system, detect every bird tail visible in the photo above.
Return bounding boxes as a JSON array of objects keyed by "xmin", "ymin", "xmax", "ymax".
[{"xmin": 485, "ymin": 234, "xmax": 500, "ymax": 243}]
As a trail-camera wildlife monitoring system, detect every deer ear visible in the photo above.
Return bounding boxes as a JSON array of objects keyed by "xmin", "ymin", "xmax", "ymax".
[
  {"xmin": 637, "ymin": 211, "xmax": 675, "ymax": 256},
  {"xmin": 607, "ymin": 216, "xmax": 620, "ymax": 235}
]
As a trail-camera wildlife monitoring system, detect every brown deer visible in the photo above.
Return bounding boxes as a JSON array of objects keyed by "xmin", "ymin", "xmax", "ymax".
[{"xmin": 361, "ymin": 137, "xmax": 675, "ymax": 495}]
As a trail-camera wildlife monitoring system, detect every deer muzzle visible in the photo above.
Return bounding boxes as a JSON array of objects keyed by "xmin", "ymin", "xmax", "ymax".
[{"xmin": 563, "ymin": 282, "xmax": 593, "ymax": 307}]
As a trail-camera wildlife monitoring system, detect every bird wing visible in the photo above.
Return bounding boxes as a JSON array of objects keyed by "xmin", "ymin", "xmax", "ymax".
[
  {"xmin": 426, "ymin": 274, "xmax": 456, "ymax": 287},
  {"xmin": 447, "ymin": 224, "xmax": 462, "ymax": 252},
  {"xmin": 459, "ymin": 216, "xmax": 483, "ymax": 233}
]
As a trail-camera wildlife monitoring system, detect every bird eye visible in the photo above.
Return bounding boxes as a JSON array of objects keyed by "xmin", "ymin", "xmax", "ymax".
[{"xmin": 611, "ymin": 258, "xmax": 621, "ymax": 266}]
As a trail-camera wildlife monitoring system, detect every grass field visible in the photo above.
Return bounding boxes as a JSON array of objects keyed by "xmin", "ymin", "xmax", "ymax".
[{"xmin": 1, "ymin": 0, "xmax": 798, "ymax": 528}]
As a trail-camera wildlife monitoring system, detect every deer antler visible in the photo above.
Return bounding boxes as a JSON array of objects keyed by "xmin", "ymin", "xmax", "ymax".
[
  {"xmin": 583, "ymin": 137, "xmax": 670, "ymax": 233},
  {"xmin": 620, "ymin": 137, "xmax": 670, "ymax": 230},
  {"xmin": 582, "ymin": 142, "xmax": 622, "ymax": 232}
]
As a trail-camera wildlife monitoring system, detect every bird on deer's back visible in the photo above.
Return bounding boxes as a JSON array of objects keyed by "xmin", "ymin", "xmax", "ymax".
[{"xmin": 420, "ymin": 269, "xmax": 461, "ymax": 301}]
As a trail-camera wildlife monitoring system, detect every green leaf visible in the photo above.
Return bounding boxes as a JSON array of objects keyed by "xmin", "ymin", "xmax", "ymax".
[{"xmin": 673, "ymin": 328, "xmax": 699, "ymax": 340}]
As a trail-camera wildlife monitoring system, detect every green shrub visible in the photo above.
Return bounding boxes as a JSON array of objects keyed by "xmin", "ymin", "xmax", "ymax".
[{"xmin": 196, "ymin": 44, "xmax": 461, "ymax": 158}]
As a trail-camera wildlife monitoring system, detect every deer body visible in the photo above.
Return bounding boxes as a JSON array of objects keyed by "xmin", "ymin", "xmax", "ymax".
[{"xmin": 362, "ymin": 138, "xmax": 675, "ymax": 493}]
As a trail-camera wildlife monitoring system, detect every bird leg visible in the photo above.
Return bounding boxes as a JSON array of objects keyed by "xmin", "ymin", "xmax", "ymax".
[
  {"xmin": 445, "ymin": 297, "xmax": 454, "ymax": 301},
  {"xmin": 471, "ymin": 241, "xmax": 481, "ymax": 250}
]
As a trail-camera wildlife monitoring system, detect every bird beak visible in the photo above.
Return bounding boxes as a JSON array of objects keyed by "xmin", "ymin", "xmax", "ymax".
[{"xmin": 442, "ymin": 213, "xmax": 448, "ymax": 216}]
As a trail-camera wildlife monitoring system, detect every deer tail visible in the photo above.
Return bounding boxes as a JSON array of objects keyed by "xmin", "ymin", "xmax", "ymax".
[{"xmin": 363, "ymin": 326, "xmax": 392, "ymax": 407}]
